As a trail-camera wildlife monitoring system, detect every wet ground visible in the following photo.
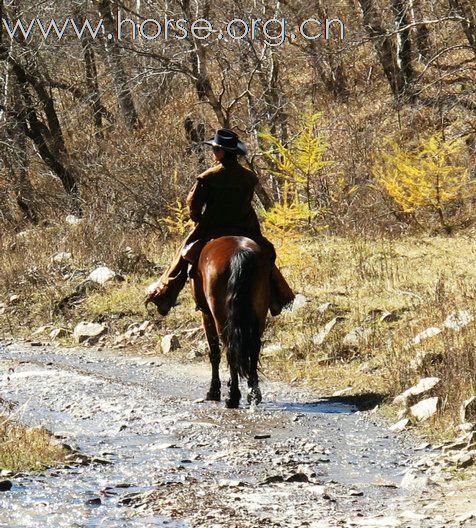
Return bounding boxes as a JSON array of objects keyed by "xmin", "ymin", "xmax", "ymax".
[{"xmin": 0, "ymin": 340, "xmax": 472, "ymax": 527}]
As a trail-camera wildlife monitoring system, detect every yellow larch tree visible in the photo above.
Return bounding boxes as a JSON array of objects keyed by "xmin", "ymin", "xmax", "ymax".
[{"xmin": 373, "ymin": 135, "xmax": 472, "ymax": 232}]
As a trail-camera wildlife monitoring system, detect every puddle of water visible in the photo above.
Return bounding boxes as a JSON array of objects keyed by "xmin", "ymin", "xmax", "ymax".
[{"xmin": 266, "ymin": 400, "xmax": 359, "ymax": 414}]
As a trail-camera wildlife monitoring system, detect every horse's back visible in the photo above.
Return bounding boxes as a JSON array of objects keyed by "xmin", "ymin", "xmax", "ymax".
[
  {"xmin": 194, "ymin": 236, "xmax": 270, "ymax": 331},
  {"xmin": 199, "ymin": 235, "xmax": 261, "ymax": 265}
]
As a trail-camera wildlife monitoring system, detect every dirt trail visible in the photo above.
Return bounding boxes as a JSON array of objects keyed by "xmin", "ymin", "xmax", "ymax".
[{"xmin": 0, "ymin": 340, "xmax": 474, "ymax": 527}]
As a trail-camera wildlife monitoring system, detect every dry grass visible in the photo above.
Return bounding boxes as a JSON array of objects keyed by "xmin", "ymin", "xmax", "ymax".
[
  {"xmin": 1, "ymin": 223, "xmax": 476, "ymax": 435},
  {"xmin": 0, "ymin": 414, "xmax": 67, "ymax": 472},
  {"xmin": 261, "ymin": 234, "xmax": 476, "ymax": 433}
]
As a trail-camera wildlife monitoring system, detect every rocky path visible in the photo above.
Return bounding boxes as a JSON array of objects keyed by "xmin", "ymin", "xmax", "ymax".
[{"xmin": 0, "ymin": 340, "xmax": 474, "ymax": 527}]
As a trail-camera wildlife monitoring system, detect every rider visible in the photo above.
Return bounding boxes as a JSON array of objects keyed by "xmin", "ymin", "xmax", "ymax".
[{"xmin": 146, "ymin": 128, "xmax": 295, "ymax": 316}]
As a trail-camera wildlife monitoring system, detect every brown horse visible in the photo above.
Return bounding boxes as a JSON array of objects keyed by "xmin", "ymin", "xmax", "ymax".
[{"xmin": 191, "ymin": 236, "xmax": 271, "ymax": 408}]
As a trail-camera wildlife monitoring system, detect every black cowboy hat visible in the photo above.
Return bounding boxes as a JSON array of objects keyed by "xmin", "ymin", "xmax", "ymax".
[{"xmin": 203, "ymin": 128, "xmax": 247, "ymax": 156}]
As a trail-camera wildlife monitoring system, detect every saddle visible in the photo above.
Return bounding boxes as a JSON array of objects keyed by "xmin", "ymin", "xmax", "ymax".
[{"xmin": 182, "ymin": 233, "xmax": 275, "ymax": 267}]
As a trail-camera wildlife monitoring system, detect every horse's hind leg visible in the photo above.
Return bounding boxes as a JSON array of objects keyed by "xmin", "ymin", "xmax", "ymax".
[
  {"xmin": 247, "ymin": 339, "xmax": 262, "ymax": 406},
  {"xmin": 202, "ymin": 312, "xmax": 221, "ymax": 401},
  {"xmin": 226, "ymin": 368, "xmax": 241, "ymax": 409}
]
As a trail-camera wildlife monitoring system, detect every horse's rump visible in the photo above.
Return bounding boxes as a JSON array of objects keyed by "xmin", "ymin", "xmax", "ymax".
[
  {"xmin": 224, "ymin": 243, "xmax": 262, "ymax": 378},
  {"xmin": 194, "ymin": 236, "xmax": 270, "ymax": 384},
  {"xmin": 195, "ymin": 236, "xmax": 270, "ymax": 313}
]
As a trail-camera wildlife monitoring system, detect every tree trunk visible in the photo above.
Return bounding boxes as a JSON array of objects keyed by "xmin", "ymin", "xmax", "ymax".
[
  {"xmin": 409, "ymin": 0, "xmax": 430, "ymax": 61},
  {"xmin": 448, "ymin": 0, "xmax": 476, "ymax": 52},
  {"xmin": 11, "ymin": 78, "xmax": 38, "ymax": 224},
  {"xmin": 184, "ymin": 117, "xmax": 206, "ymax": 168},
  {"xmin": 391, "ymin": 0, "xmax": 414, "ymax": 97},
  {"xmin": 10, "ymin": 61, "xmax": 82, "ymax": 215},
  {"xmin": 358, "ymin": 0, "xmax": 405, "ymax": 98},
  {"xmin": 97, "ymin": 0, "xmax": 140, "ymax": 129},
  {"xmin": 81, "ymin": 33, "xmax": 105, "ymax": 138}
]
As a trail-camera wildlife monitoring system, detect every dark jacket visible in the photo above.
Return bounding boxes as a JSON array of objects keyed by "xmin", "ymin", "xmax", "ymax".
[{"xmin": 186, "ymin": 160, "xmax": 261, "ymax": 237}]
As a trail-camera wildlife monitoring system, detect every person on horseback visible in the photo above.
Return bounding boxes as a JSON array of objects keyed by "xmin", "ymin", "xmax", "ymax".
[{"xmin": 146, "ymin": 128, "xmax": 295, "ymax": 316}]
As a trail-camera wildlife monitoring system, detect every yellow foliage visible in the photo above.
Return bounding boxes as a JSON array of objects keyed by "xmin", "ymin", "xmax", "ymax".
[
  {"xmin": 261, "ymin": 183, "xmax": 320, "ymax": 269},
  {"xmin": 259, "ymin": 112, "xmax": 332, "ymax": 186},
  {"xmin": 259, "ymin": 112, "xmax": 333, "ymax": 229},
  {"xmin": 164, "ymin": 198, "xmax": 192, "ymax": 236},
  {"xmin": 261, "ymin": 181, "xmax": 316, "ymax": 233},
  {"xmin": 373, "ymin": 135, "xmax": 472, "ymax": 229},
  {"xmin": 164, "ymin": 170, "xmax": 193, "ymax": 236},
  {"xmin": 258, "ymin": 112, "xmax": 334, "ymax": 264}
]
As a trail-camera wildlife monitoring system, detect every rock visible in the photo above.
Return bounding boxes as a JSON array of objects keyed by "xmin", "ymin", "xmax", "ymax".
[
  {"xmin": 443, "ymin": 310, "xmax": 473, "ymax": 330},
  {"xmin": 138, "ymin": 320, "xmax": 152, "ymax": 334},
  {"xmin": 117, "ymin": 247, "xmax": 159, "ymax": 275},
  {"xmin": 65, "ymin": 214, "xmax": 82, "ymax": 225},
  {"xmin": 73, "ymin": 322, "xmax": 107, "ymax": 344},
  {"xmin": 409, "ymin": 397, "xmax": 439, "ymax": 422},
  {"xmin": 88, "ymin": 266, "xmax": 117, "ymax": 285},
  {"xmin": 0, "ymin": 480, "xmax": 12, "ymax": 492},
  {"xmin": 261, "ymin": 474, "xmax": 284, "ymax": 484},
  {"xmin": 373, "ymin": 477, "xmax": 398, "ymax": 488},
  {"xmin": 349, "ymin": 516, "xmax": 401, "ymax": 527},
  {"xmin": 187, "ymin": 350, "xmax": 203, "ymax": 360},
  {"xmin": 410, "ymin": 327, "xmax": 441, "ymax": 346},
  {"xmin": 317, "ymin": 302, "xmax": 334, "ymax": 314},
  {"xmin": 284, "ymin": 471, "xmax": 311, "ymax": 483},
  {"xmin": 342, "ymin": 325, "xmax": 372, "ymax": 347},
  {"xmin": 312, "ymin": 317, "xmax": 345, "ymax": 346},
  {"xmin": 218, "ymin": 479, "xmax": 244, "ymax": 488},
  {"xmin": 363, "ymin": 309, "xmax": 385, "ymax": 323},
  {"xmin": 262, "ymin": 343, "xmax": 285, "ymax": 357},
  {"xmin": 456, "ymin": 422, "xmax": 475, "ymax": 434},
  {"xmin": 408, "ymin": 350, "xmax": 443, "ymax": 371},
  {"xmin": 455, "ymin": 511, "xmax": 476, "ymax": 524},
  {"xmin": 289, "ymin": 294, "xmax": 308, "ymax": 312},
  {"xmin": 84, "ymin": 497, "xmax": 101, "ymax": 506},
  {"xmin": 379, "ymin": 310, "xmax": 400, "ymax": 323},
  {"xmin": 348, "ymin": 489, "xmax": 364, "ymax": 496},
  {"xmin": 452, "ymin": 451, "xmax": 475, "ymax": 469},
  {"xmin": 161, "ymin": 334, "xmax": 180, "ymax": 354},
  {"xmin": 123, "ymin": 321, "xmax": 151, "ymax": 339},
  {"xmin": 393, "ymin": 377, "xmax": 440, "ymax": 406},
  {"xmin": 32, "ymin": 325, "xmax": 51, "ymax": 336},
  {"xmin": 8, "ymin": 294, "xmax": 20, "ymax": 305},
  {"xmin": 396, "ymin": 408, "xmax": 408, "ymax": 420},
  {"xmin": 389, "ymin": 418, "xmax": 410, "ymax": 432},
  {"xmin": 460, "ymin": 396, "xmax": 476, "ymax": 423},
  {"xmin": 400, "ymin": 470, "xmax": 429, "ymax": 491},
  {"xmin": 49, "ymin": 328, "xmax": 67, "ymax": 340},
  {"xmin": 52, "ymin": 252, "xmax": 72, "ymax": 264},
  {"xmin": 442, "ymin": 441, "xmax": 468, "ymax": 453}
]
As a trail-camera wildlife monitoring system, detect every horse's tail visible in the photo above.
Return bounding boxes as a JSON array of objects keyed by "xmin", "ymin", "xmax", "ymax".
[{"xmin": 223, "ymin": 247, "xmax": 260, "ymax": 380}]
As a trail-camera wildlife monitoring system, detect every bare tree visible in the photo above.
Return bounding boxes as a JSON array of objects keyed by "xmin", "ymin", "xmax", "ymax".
[
  {"xmin": 391, "ymin": 0, "xmax": 414, "ymax": 97},
  {"xmin": 448, "ymin": 0, "xmax": 476, "ymax": 52},
  {"xmin": 358, "ymin": 0, "xmax": 405, "ymax": 98},
  {"xmin": 97, "ymin": 0, "xmax": 140, "ymax": 129}
]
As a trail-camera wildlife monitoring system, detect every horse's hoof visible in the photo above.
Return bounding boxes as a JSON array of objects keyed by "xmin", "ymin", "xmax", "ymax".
[
  {"xmin": 247, "ymin": 387, "xmax": 262, "ymax": 406},
  {"xmin": 205, "ymin": 391, "xmax": 221, "ymax": 402},
  {"xmin": 225, "ymin": 398, "xmax": 240, "ymax": 409}
]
